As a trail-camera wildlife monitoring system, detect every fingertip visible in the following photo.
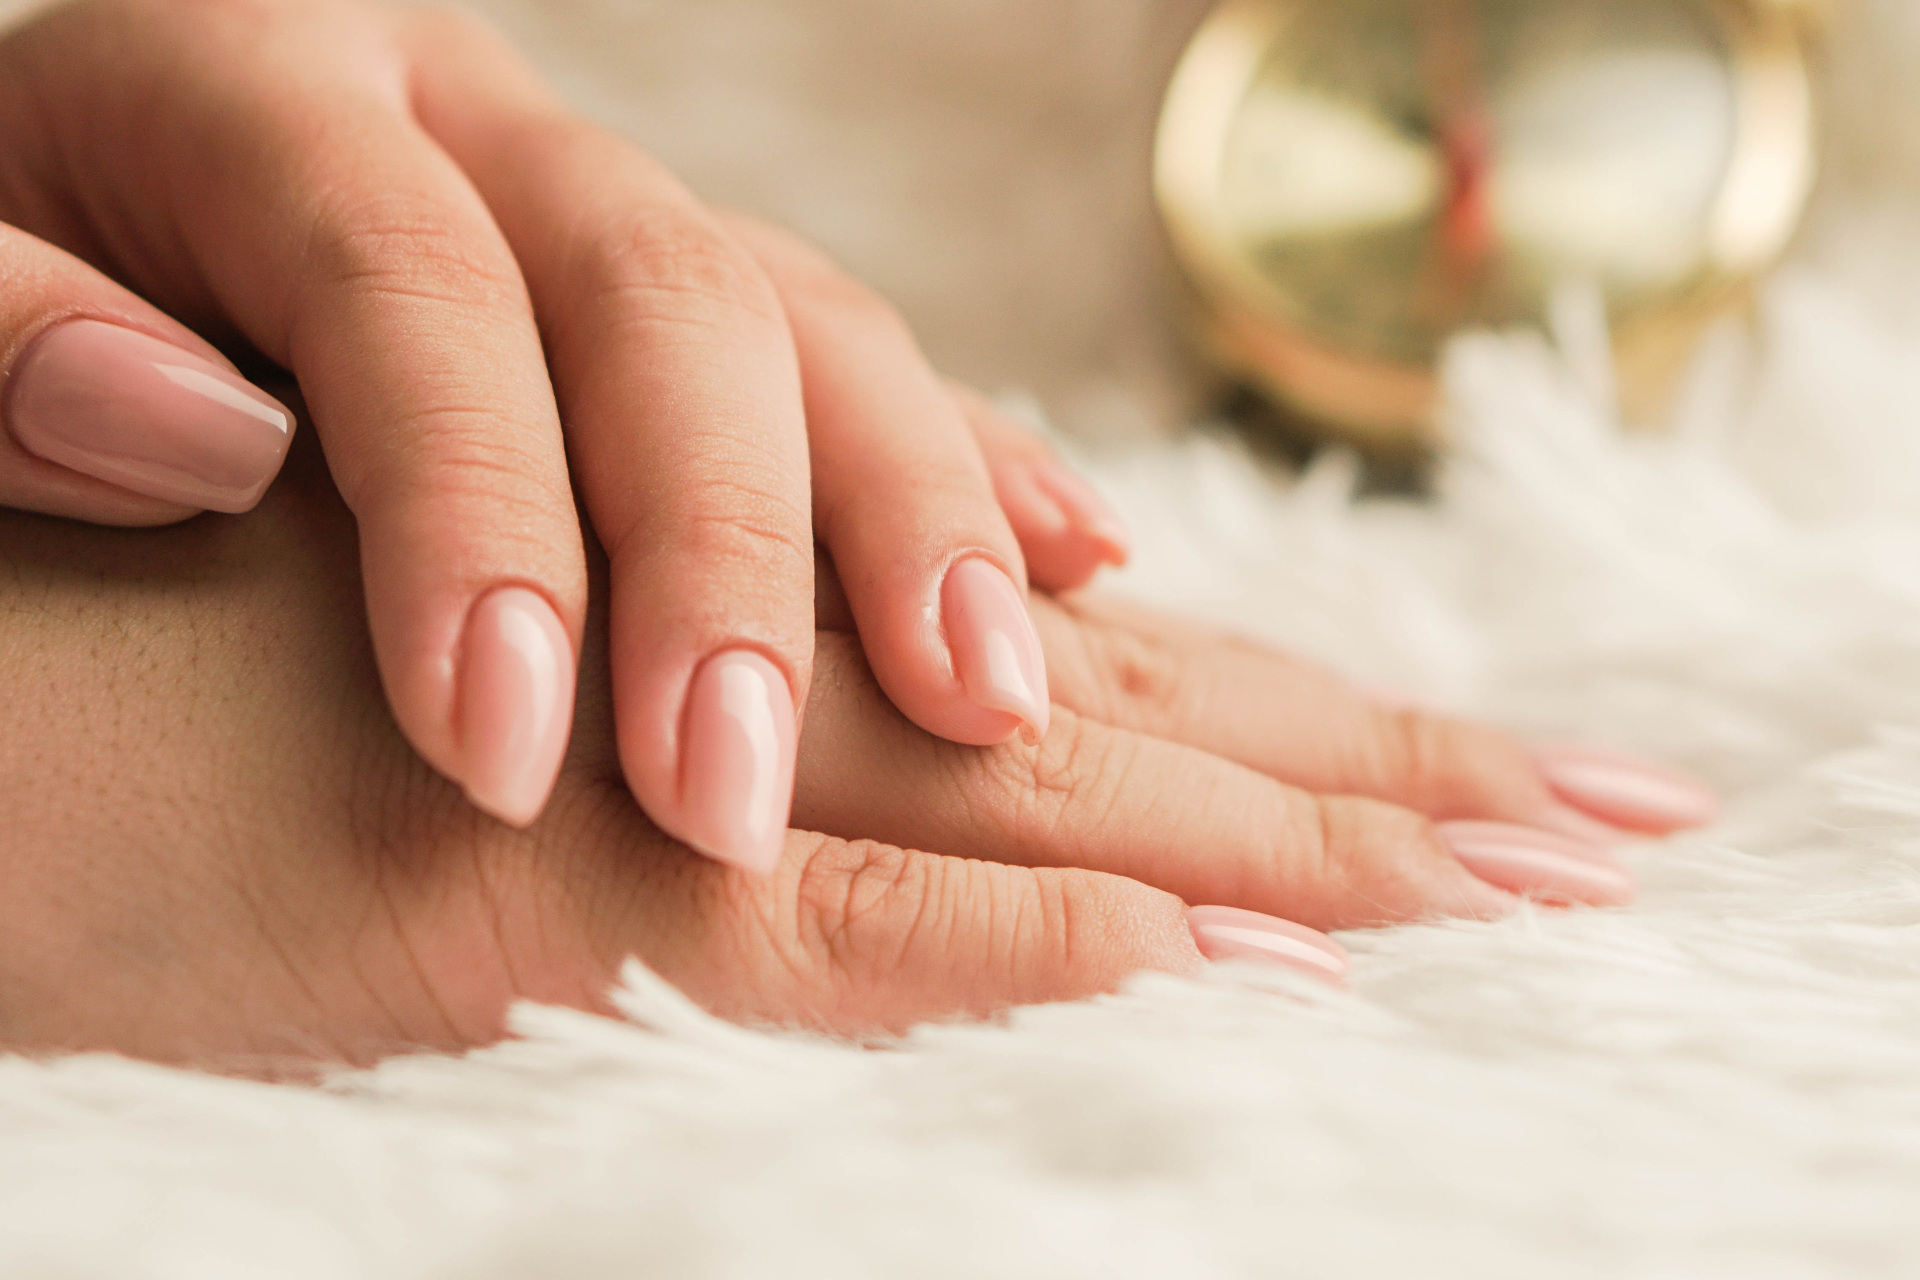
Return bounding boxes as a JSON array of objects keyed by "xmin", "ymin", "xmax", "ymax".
[
  {"xmin": 1187, "ymin": 905, "xmax": 1350, "ymax": 983},
  {"xmin": 1436, "ymin": 821, "xmax": 1636, "ymax": 909},
  {"xmin": 941, "ymin": 555, "xmax": 1051, "ymax": 743},
  {"xmin": 1532, "ymin": 743, "xmax": 1721, "ymax": 833},
  {"xmin": 664, "ymin": 648, "xmax": 797, "ymax": 876},
  {"xmin": 1028, "ymin": 458, "xmax": 1130, "ymax": 567},
  {"xmin": 456, "ymin": 585, "xmax": 576, "ymax": 828}
]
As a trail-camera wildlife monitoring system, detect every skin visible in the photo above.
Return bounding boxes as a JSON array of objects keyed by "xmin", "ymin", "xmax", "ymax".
[
  {"xmin": 0, "ymin": 422, "xmax": 1669, "ymax": 1071},
  {"xmin": 0, "ymin": 0, "xmax": 1101, "ymax": 850}
]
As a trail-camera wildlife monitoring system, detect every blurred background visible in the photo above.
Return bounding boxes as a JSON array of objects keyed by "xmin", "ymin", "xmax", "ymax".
[
  {"xmin": 452, "ymin": 0, "xmax": 1219, "ymax": 445},
  {"xmin": 6, "ymin": 0, "xmax": 1920, "ymax": 447}
]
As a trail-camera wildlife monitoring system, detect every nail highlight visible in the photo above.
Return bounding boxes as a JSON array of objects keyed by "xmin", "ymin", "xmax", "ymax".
[
  {"xmin": 458, "ymin": 587, "xmax": 575, "ymax": 828},
  {"xmin": 7, "ymin": 319, "xmax": 294, "ymax": 512},
  {"xmin": 1029, "ymin": 460, "xmax": 1130, "ymax": 566},
  {"xmin": 942, "ymin": 556, "xmax": 1050, "ymax": 741},
  {"xmin": 677, "ymin": 649, "xmax": 796, "ymax": 877},
  {"xmin": 1533, "ymin": 744, "xmax": 1719, "ymax": 833},
  {"xmin": 1437, "ymin": 821, "xmax": 1634, "ymax": 907},
  {"xmin": 1187, "ymin": 906, "xmax": 1349, "ymax": 982}
]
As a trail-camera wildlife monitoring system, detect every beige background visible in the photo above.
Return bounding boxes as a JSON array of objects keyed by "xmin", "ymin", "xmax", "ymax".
[
  {"xmin": 458, "ymin": 0, "xmax": 1219, "ymax": 442},
  {"xmin": 4, "ymin": 0, "xmax": 1918, "ymax": 442}
]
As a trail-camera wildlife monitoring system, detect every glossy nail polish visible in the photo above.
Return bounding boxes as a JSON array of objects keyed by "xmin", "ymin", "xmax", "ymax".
[
  {"xmin": 7, "ymin": 320, "xmax": 294, "ymax": 512},
  {"xmin": 1533, "ymin": 744, "xmax": 1719, "ymax": 832},
  {"xmin": 1437, "ymin": 821, "xmax": 1634, "ymax": 906},
  {"xmin": 458, "ymin": 587, "xmax": 575, "ymax": 828},
  {"xmin": 1029, "ymin": 460, "xmax": 1130, "ymax": 566},
  {"xmin": 1187, "ymin": 905, "xmax": 1349, "ymax": 982},
  {"xmin": 677, "ymin": 649, "xmax": 796, "ymax": 876},
  {"xmin": 941, "ymin": 556, "xmax": 1050, "ymax": 740}
]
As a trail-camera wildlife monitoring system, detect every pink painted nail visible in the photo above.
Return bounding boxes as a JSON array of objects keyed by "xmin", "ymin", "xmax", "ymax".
[
  {"xmin": 1533, "ymin": 743, "xmax": 1719, "ymax": 832},
  {"xmin": 1188, "ymin": 906, "xmax": 1348, "ymax": 982},
  {"xmin": 7, "ymin": 319, "xmax": 294, "ymax": 512},
  {"xmin": 458, "ymin": 587, "xmax": 575, "ymax": 828},
  {"xmin": 942, "ymin": 556, "xmax": 1050, "ymax": 741},
  {"xmin": 1029, "ymin": 460, "xmax": 1130, "ymax": 566},
  {"xmin": 676, "ymin": 649, "xmax": 796, "ymax": 876},
  {"xmin": 1437, "ymin": 821, "xmax": 1635, "ymax": 907}
]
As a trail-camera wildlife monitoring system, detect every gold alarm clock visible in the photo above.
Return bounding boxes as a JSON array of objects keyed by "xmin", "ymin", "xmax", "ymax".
[{"xmin": 1154, "ymin": 0, "xmax": 1818, "ymax": 450}]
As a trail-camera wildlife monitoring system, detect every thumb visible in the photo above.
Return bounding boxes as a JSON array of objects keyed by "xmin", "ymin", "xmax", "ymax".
[{"xmin": 0, "ymin": 222, "xmax": 294, "ymax": 525}]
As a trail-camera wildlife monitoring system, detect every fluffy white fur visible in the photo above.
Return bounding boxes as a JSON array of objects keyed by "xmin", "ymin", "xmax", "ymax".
[{"xmin": 6, "ymin": 0, "xmax": 1920, "ymax": 1275}]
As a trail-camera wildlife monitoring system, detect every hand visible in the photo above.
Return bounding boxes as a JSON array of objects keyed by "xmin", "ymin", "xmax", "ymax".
[
  {"xmin": 0, "ymin": 428, "xmax": 1712, "ymax": 1067},
  {"xmin": 801, "ymin": 569, "xmax": 1716, "ymax": 937},
  {"xmin": 0, "ymin": 441, "xmax": 1175, "ymax": 1068},
  {"xmin": 0, "ymin": 0, "xmax": 1125, "ymax": 874}
]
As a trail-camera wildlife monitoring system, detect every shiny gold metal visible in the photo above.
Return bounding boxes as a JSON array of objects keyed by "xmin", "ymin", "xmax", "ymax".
[{"xmin": 1155, "ymin": 0, "xmax": 1817, "ymax": 447}]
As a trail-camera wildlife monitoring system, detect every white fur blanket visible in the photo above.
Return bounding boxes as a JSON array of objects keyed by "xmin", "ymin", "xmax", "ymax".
[{"xmin": 6, "ymin": 1, "xmax": 1920, "ymax": 1276}]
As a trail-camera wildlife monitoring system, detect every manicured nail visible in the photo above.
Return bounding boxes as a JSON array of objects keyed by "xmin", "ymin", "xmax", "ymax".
[
  {"xmin": 1029, "ymin": 460, "xmax": 1130, "ymax": 566},
  {"xmin": 1437, "ymin": 821, "xmax": 1634, "ymax": 907},
  {"xmin": 7, "ymin": 319, "xmax": 294, "ymax": 512},
  {"xmin": 677, "ymin": 649, "xmax": 796, "ymax": 877},
  {"xmin": 1188, "ymin": 906, "xmax": 1349, "ymax": 982},
  {"xmin": 1533, "ymin": 743, "xmax": 1719, "ymax": 832},
  {"xmin": 942, "ymin": 556, "xmax": 1050, "ymax": 740},
  {"xmin": 457, "ymin": 587, "xmax": 575, "ymax": 828}
]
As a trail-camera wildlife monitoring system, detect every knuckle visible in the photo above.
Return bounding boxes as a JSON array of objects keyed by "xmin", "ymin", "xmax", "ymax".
[
  {"xmin": 310, "ymin": 196, "xmax": 524, "ymax": 314},
  {"xmin": 1085, "ymin": 621, "xmax": 1195, "ymax": 725},
  {"xmin": 604, "ymin": 463, "xmax": 813, "ymax": 588},
  {"xmin": 1309, "ymin": 795, "xmax": 1450, "ymax": 924},
  {"xmin": 967, "ymin": 711, "xmax": 1126, "ymax": 845},
  {"xmin": 346, "ymin": 407, "xmax": 561, "ymax": 514},
  {"xmin": 1371, "ymin": 709, "xmax": 1519, "ymax": 815},
  {"xmin": 790, "ymin": 837, "xmax": 932, "ymax": 985},
  {"xmin": 584, "ymin": 212, "xmax": 785, "ymax": 332}
]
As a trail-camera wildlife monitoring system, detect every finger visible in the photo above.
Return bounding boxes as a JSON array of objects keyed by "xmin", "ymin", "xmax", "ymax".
[
  {"xmin": 405, "ymin": 12, "xmax": 810, "ymax": 875},
  {"xmin": 0, "ymin": 223, "xmax": 293, "ymax": 524},
  {"xmin": 725, "ymin": 214, "xmax": 1051, "ymax": 748},
  {"xmin": 1035, "ymin": 595, "xmax": 1714, "ymax": 838},
  {"xmin": 794, "ymin": 634, "xmax": 1634, "ymax": 931},
  {"xmin": 946, "ymin": 381, "xmax": 1129, "ymax": 594},
  {"xmin": 606, "ymin": 827, "xmax": 1342, "ymax": 1037},
  {"xmin": 67, "ymin": 5, "xmax": 592, "ymax": 829}
]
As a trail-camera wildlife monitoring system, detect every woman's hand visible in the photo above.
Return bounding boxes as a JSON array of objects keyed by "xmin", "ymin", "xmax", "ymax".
[
  {"xmin": 803, "ymin": 581, "xmax": 1715, "ymax": 933},
  {"xmin": 0, "ymin": 0, "xmax": 1125, "ymax": 873}
]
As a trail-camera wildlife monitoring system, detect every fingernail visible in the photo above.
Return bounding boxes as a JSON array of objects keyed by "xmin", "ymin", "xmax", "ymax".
[
  {"xmin": 1437, "ymin": 821, "xmax": 1635, "ymax": 907},
  {"xmin": 7, "ymin": 319, "xmax": 294, "ymax": 512},
  {"xmin": 1533, "ymin": 743, "xmax": 1720, "ymax": 832},
  {"xmin": 677, "ymin": 649, "xmax": 796, "ymax": 876},
  {"xmin": 1029, "ymin": 460, "xmax": 1130, "ymax": 566},
  {"xmin": 1187, "ymin": 906, "xmax": 1349, "ymax": 982},
  {"xmin": 457, "ymin": 586, "xmax": 574, "ymax": 828},
  {"xmin": 942, "ymin": 556, "xmax": 1050, "ymax": 741}
]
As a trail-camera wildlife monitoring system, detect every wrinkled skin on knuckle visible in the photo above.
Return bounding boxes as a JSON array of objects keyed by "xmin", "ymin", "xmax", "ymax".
[
  {"xmin": 1090, "ymin": 620, "xmax": 1197, "ymax": 725},
  {"xmin": 308, "ymin": 199, "xmax": 526, "ymax": 314},
  {"xmin": 953, "ymin": 710, "xmax": 1126, "ymax": 860},
  {"xmin": 582, "ymin": 209, "xmax": 787, "ymax": 335},
  {"xmin": 1301, "ymin": 795, "xmax": 1468, "ymax": 928},
  {"xmin": 1365, "ymin": 708, "xmax": 1541, "ymax": 820}
]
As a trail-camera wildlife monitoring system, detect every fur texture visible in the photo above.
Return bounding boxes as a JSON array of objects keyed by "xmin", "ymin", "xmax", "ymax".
[{"xmin": 5, "ymin": 0, "xmax": 1920, "ymax": 1275}]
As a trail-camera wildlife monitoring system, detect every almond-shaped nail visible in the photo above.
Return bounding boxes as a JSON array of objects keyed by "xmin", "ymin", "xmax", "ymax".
[
  {"xmin": 1188, "ymin": 906, "xmax": 1349, "ymax": 982},
  {"xmin": 7, "ymin": 319, "xmax": 294, "ymax": 512},
  {"xmin": 942, "ymin": 556, "xmax": 1050, "ymax": 740},
  {"xmin": 1437, "ymin": 821, "xmax": 1634, "ymax": 907},
  {"xmin": 458, "ymin": 586, "xmax": 575, "ymax": 828},
  {"xmin": 1029, "ymin": 460, "xmax": 1130, "ymax": 566},
  {"xmin": 676, "ymin": 649, "xmax": 796, "ymax": 876},
  {"xmin": 1533, "ymin": 743, "xmax": 1719, "ymax": 832}
]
